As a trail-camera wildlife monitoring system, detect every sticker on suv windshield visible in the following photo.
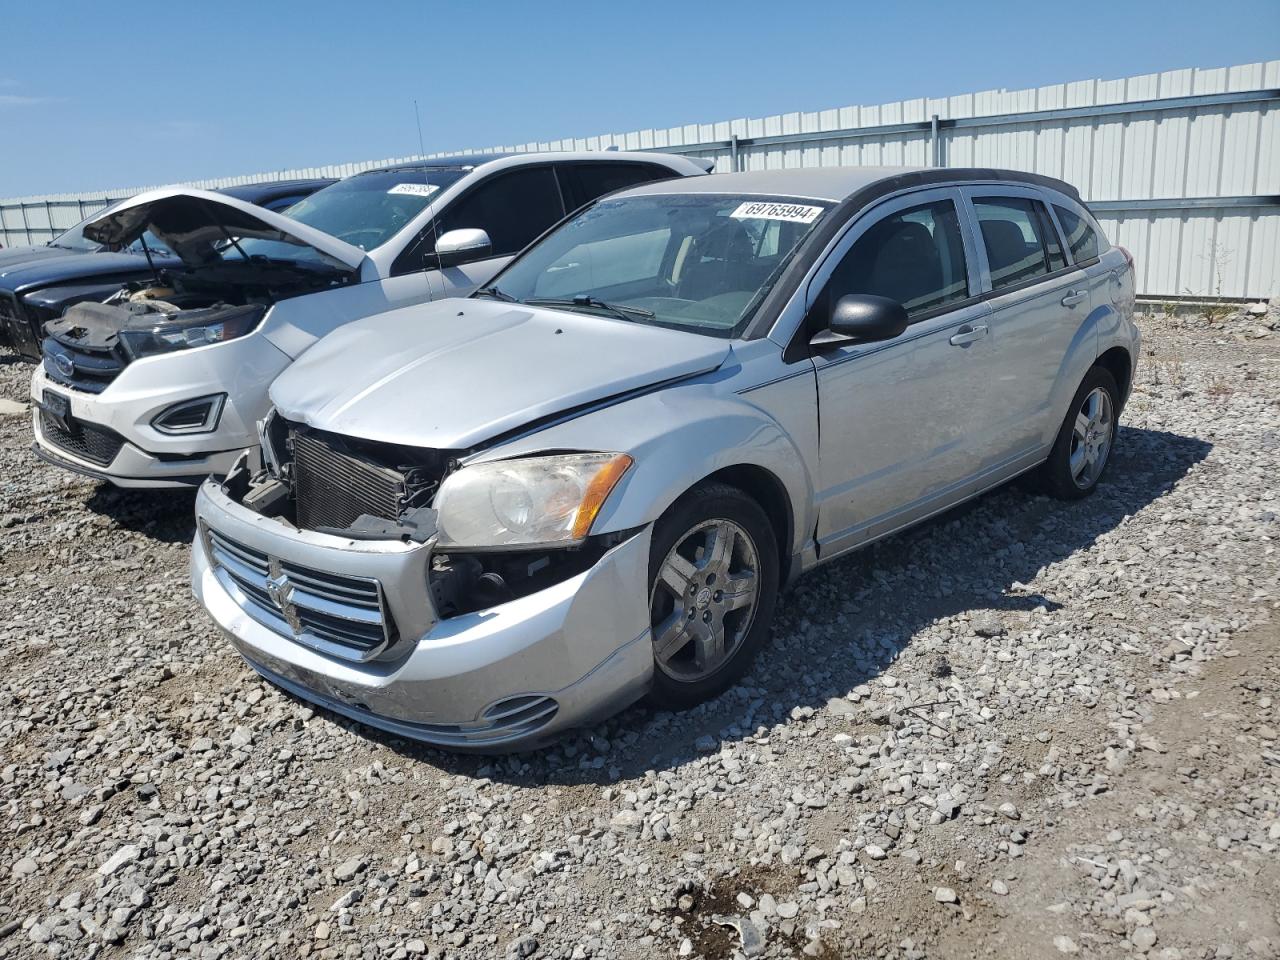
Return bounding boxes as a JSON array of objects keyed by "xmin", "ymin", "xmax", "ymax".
[
  {"xmin": 730, "ymin": 201, "xmax": 823, "ymax": 224},
  {"xmin": 388, "ymin": 183, "xmax": 440, "ymax": 197}
]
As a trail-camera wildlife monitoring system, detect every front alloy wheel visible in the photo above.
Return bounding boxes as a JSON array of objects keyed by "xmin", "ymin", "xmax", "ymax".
[
  {"xmin": 647, "ymin": 483, "xmax": 778, "ymax": 708},
  {"xmin": 651, "ymin": 518, "xmax": 760, "ymax": 682}
]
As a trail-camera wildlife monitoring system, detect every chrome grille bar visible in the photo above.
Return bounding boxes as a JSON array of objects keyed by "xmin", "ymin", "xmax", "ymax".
[{"xmin": 204, "ymin": 526, "xmax": 395, "ymax": 660}]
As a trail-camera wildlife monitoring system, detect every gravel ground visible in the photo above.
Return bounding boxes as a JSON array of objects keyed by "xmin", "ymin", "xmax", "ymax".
[{"xmin": 1, "ymin": 307, "xmax": 1278, "ymax": 960}]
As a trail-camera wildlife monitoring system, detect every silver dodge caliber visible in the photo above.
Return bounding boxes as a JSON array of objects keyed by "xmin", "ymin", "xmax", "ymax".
[{"xmin": 192, "ymin": 167, "xmax": 1139, "ymax": 751}]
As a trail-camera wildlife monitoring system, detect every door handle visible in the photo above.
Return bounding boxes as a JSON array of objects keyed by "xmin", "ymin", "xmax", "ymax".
[
  {"xmin": 1061, "ymin": 290, "xmax": 1087, "ymax": 307},
  {"xmin": 949, "ymin": 323, "xmax": 988, "ymax": 346}
]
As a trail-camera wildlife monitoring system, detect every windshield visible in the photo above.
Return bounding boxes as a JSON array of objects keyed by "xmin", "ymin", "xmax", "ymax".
[
  {"xmin": 486, "ymin": 193, "xmax": 831, "ymax": 337},
  {"xmin": 49, "ymin": 199, "xmax": 127, "ymax": 251},
  {"xmin": 228, "ymin": 168, "xmax": 467, "ymax": 263},
  {"xmin": 51, "ymin": 200, "xmax": 176, "ymax": 256},
  {"xmin": 48, "ymin": 222, "xmax": 99, "ymax": 252}
]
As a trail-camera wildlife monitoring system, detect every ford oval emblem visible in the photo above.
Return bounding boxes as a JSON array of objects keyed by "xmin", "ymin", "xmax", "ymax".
[{"xmin": 52, "ymin": 352, "xmax": 75, "ymax": 378}]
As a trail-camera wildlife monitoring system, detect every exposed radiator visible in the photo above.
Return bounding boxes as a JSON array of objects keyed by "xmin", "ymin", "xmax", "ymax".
[{"xmin": 292, "ymin": 428, "xmax": 406, "ymax": 531}]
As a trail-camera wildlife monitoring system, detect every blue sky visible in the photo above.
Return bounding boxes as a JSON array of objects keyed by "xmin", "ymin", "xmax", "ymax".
[{"xmin": 3, "ymin": 0, "xmax": 1277, "ymax": 197}]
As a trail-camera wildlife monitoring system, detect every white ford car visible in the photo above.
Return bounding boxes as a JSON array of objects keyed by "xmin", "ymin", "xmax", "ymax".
[{"xmin": 30, "ymin": 152, "xmax": 710, "ymax": 487}]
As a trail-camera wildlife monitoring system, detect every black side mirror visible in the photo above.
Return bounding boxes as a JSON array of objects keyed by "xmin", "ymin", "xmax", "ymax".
[{"xmin": 810, "ymin": 294, "xmax": 909, "ymax": 350}]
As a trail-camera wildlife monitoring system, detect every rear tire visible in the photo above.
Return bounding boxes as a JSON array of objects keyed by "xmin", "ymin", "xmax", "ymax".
[
  {"xmin": 1035, "ymin": 366, "xmax": 1120, "ymax": 500},
  {"xmin": 647, "ymin": 482, "xmax": 778, "ymax": 710}
]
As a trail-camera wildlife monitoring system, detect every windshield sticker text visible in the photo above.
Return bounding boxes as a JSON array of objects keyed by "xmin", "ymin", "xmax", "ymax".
[
  {"xmin": 388, "ymin": 183, "xmax": 440, "ymax": 197},
  {"xmin": 730, "ymin": 201, "xmax": 823, "ymax": 224}
]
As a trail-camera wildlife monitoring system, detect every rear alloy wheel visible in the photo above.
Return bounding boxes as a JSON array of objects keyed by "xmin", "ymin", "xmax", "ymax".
[
  {"xmin": 1069, "ymin": 386, "xmax": 1115, "ymax": 489},
  {"xmin": 1036, "ymin": 366, "xmax": 1120, "ymax": 500},
  {"xmin": 647, "ymin": 483, "xmax": 778, "ymax": 709}
]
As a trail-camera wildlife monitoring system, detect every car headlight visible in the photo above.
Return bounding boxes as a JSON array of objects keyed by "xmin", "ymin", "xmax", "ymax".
[
  {"xmin": 434, "ymin": 452, "xmax": 633, "ymax": 549},
  {"xmin": 118, "ymin": 304, "xmax": 265, "ymax": 360}
]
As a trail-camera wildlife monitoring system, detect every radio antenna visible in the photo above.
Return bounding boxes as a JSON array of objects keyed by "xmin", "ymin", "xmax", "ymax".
[
  {"xmin": 413, "ymin": 98, "xmax": 444, "ymax": 302},
  {"xmin": 413, "ymin": 97, "xmax": 425, "ymax": 153}
]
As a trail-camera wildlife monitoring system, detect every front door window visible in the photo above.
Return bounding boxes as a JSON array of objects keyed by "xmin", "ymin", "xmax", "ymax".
[{"xmin": 819, "ymin": 199, "xmax": 969, "ymax": 319}]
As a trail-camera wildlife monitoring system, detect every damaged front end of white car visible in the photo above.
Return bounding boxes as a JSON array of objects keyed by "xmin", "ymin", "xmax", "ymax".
[
  {"xmin": 40, "ymin": 189, "xmax": 363, "ymax": 394},
  {"xmin": 31, "ymin": 188, "xmax": 368, "ymax": 486}
]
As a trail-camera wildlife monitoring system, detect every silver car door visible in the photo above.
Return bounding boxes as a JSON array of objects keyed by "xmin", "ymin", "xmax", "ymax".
[
  {"xmin": 805, "ymin": 187, "xmax": 995, "ymax": 560},
  {"xmin": 960, "ymin": 187, "xmax": 1093, "ymax": 461}
]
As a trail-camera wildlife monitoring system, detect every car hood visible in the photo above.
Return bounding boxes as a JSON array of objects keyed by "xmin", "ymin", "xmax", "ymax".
[
  {"xmin": 81, "ymin": 187, "xmax": 368, "ymax": 274},
  {"xmin": 0, "ymin": 245, "xmax": 72, "ymax": 270},
  {"xmin": 0, "ymin": 250, "xmax": 175, "ymax": 295},
  {"xmin": 271, "ymin": 298, "xmax": 732, "ymax": 450}
]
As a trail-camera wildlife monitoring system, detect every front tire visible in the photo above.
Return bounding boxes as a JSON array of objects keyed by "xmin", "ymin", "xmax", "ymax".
[
  {"xmin": 647, "ymin": 482, "xmax": 778, "ymax": 710},
  {"xmin": 1035, "ymin": 366, "xmax": 1120, "ymax": 500}
]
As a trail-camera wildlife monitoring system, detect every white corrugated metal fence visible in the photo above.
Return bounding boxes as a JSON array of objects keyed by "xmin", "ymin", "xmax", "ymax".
[{"xmin": 2, "ymin": 59, "xmax": 1276, "ymax": 299}]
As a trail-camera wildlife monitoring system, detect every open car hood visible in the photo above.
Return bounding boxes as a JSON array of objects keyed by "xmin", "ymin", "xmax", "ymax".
[
  {"xmin": 81, "ymin": 186, "xmax": 367, "ymax": 273},
  {"xmin": 270, "ymin": 297, "xmax": 732, "ymax": 450}
]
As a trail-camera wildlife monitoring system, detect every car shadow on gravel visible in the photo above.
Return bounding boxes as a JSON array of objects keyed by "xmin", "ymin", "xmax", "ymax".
[
  {"xmin": 266, "ymin": 424, "xmax": 1213, "ymax": 784},
  {"xmin": 84, "ymin": 486, "xmax": 197, "ymax": 544}
]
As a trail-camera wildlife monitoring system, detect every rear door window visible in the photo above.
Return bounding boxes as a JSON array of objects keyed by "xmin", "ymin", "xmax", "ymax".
[
  {"xmin": 560, "ymin": 162, "xmax": 676, "ymax": 211},
  {"xmin": 434, "ymin": 166, "xmax": 565, "ymax": 258},
  {"xmin": 822, "ymin": 199, "xmax": 970, "ymax": 319},
  {"xmin": 1053, "ymin": 205, "xmax": 1101, "ymax": 263},
  {"xmin": 973, "ymin": 196, "xmax": 1066, "ymax": 291}
]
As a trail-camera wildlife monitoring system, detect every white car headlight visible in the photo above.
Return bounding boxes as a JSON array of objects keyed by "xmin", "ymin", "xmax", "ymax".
[{"xmin": 434, "ymin": 452, "xmax": 633, "ymax": 549}]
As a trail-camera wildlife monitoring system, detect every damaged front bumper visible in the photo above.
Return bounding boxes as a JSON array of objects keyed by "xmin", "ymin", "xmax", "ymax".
[
  {"xmin": 30, "ymin": 338, "xmax": 284, "ymax": 488},
  {"xmin": 191, "ymin": 479, "xmax": 656, "ymax": 751},
  {"xmin": 32, "ymin": 409, "xmax": 245, "ymax": 487}
]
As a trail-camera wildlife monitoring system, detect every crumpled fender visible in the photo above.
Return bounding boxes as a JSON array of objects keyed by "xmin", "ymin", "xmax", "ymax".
[{"xmin": 464, "ymin": 380, "xmax": 815, "ymax": 558}]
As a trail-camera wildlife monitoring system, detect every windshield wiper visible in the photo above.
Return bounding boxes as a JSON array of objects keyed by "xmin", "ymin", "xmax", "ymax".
[
  {"xmin": 474, "ymin": 285, "xmax": 517, "ymax": 302},
  {"xmin": 524, "ymin": 296, "xmax": 654, "ymax": 322}
]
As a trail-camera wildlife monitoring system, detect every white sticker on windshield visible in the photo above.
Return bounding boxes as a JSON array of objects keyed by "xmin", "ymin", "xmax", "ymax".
[
  {"xmin": 388, "ymin": 183, "xmax": 440, "ymax": 197},
  {"xmin": 730, "ymin": 201, "xmax": 823, "ymax": 224}
]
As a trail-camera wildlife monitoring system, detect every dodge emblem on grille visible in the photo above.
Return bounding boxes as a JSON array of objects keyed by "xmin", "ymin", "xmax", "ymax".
[{"xmin": 265, "ymin": 559, "xmax": 303, "ymax": 635}]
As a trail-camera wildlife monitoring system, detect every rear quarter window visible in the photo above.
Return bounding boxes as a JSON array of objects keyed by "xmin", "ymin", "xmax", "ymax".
[{"xmin": 1054, "ymin": 205, "xmax": 1101, "ymax": 263}]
